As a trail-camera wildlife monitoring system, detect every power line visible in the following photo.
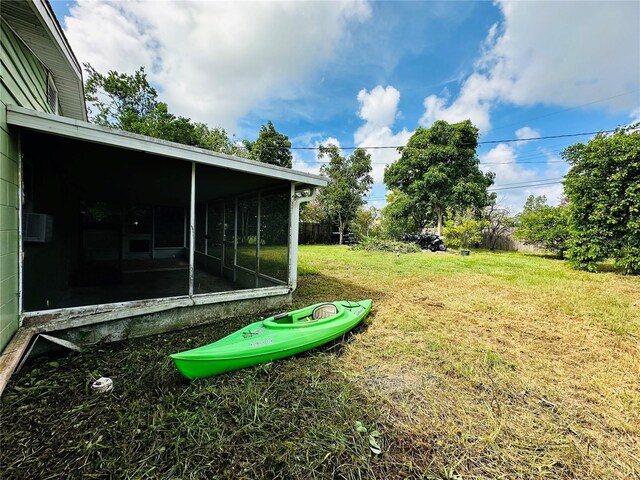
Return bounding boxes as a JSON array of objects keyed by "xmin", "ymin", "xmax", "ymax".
[
  {"xmin": 484, "ymin": 160, "xmax": 566, "ymax": 165},
  {"xmin": 490, "ymin": 176, "xmax": 565, "ymax": 187},
  {"xmin": 490, "ymin": 89, "xmax": 640, "ymax": 132},
  {"xmin": 489, "ymin": 180, "xmax": 563, "ymax": 191},
  {"xmin": 364, "ymin": 178, "xmax": 566, "ymax": 201},
  {"xmin": 286, "ymin": 128, "xmax": 617, "ymax": 152},
  {"xmin": 296, "ymin": 157, "xmax": 569, "ymax": 166},
  {"xmin": 296, "ymin": 144, "xmax": 572, "ymax": 164},
  {"xmin": 478, "ymin": 129, "xmax": 617, "ymax": 145}
]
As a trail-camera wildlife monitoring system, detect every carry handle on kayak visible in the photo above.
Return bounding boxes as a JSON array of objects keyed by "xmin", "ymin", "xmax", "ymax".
[{"xmin": 273, "ymin": 312, "xmax": 289, "ymax": 320}]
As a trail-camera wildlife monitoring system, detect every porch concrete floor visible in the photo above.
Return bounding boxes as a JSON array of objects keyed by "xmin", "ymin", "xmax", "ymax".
[{"xmin": 54, "ymin": 265, "xmax": 240, "ymax": 308}]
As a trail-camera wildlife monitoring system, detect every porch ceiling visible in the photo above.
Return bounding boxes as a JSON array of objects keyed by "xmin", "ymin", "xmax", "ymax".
[
  {"xmin": 22, "ymin": 130, "xmax": 291, "ymax": 205},
  {"xmin": 7, "ymin": 105, "xmax": 327, "ymax": 188}
]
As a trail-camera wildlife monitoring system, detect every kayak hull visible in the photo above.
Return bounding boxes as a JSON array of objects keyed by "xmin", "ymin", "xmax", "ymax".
[{"xmin": 170, "ymin": 299, "xmax": 372, "ymax": 379}]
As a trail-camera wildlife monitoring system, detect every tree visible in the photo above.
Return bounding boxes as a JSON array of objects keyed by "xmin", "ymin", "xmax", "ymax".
[
  {"xmin": 563, "ymin": 126, "xmax": 640, "ymax": 273},
  {"xmin": 384, "ymin": 120, "xmax": 495, "ymax": 235},
  {"xmin": 317, "ymin": 145, "xmax": 373, "ymax": 244},
  {"xmin": 84, "ymin": 63, "xmax": 158, "ymax": 130},
  {"xmin": 483, "ymin": 201, "xmax": 516, "ymax": 251},
  {"xmin": 299, "ymin": 199, "xmax": 325, "ymax": 224},
  {"xmin": 442, "ymin": 209, "xmax": 487, "ymax": 249},
  {"xmin": 379, "ymin": 190, "xmax": 430, "ymax": 240},
  {"xmin": 194, "ymin": 123, "xmax": 248, "ymax": 157},
  {"xmin": 514, "ymin": 195, "xmax": 571, "ymax": 258},
  {"xmin": 84, "ymin": 63, "xmax": 249, "ymax": 157},
  {"xmin": 246, "ymin": 121, "xmax": 293, "ymax": 168},
  {"xmin": 349, "ymin": 206, "xmax": 381, "ymax": 240}
]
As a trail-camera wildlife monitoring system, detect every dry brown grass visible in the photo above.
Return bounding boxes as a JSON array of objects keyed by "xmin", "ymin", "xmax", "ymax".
[
  {"xmin": 295, "ymin": 246, "xmax": 640, "ymax": 479},
  {"xmin": 1, "ymin": 246, "xmax": 638, "ymax": 479}
]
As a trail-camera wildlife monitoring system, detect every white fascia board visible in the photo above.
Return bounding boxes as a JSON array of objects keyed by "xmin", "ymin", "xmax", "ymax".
[
  {"xmin": 31, "ymin": 0, "xmax": 82, "ymax": 78},
  {"xmin": 30, "ymin": 0, "xmax": 87, "ymax": 121},
  {"xmin": 7, "ymin": 105, "xmax": 328, "ymax": 187}
]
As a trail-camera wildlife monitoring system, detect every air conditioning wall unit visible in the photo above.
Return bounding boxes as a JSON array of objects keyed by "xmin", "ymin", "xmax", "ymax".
[{"xmin": 23, "ymin": 213, "xmax": 53, "ymax": 243}]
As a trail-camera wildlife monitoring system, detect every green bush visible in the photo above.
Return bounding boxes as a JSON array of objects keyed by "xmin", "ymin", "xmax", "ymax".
[
  {"xmin": 351, "ymin": 237, "xmax": 420, "ymax": 254},
  {"xmin": 514, "ymin": 195, "xmax": 571, "ymax": 258},
  {"xmin": 443, "ymin": 209, "xmax": 487, "ymax": 249},
  {"xmin": 563, "ymin": 127, "xmax": 640, "ymax": 274}
]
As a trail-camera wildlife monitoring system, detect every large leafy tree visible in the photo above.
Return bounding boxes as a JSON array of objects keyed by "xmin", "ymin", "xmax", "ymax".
[
  {"xmin": 380, "ymin": 190, "xmax": 431, "ymax": 240},
  {"xmin": 514, "ymin": 195, "xmax": 571, "ymax": 258},
  {"xmin": 84, "ymin": 64, "xmax": 247, "ymax": 156},
  {"xmin": 84, "ymin": 64, "xmax": 158, "ymax": 130},
  {"xmin": 245, "ymin": 121, "xmax": 293, "ymax": 168},
  {"xmin": 318, "ymin": 145, "xmax": 373, "ymax": 244},
  {"xmin": 384, "ymin": 120, "xmax": 495, "ymax": 234},
  {"xmin": 563, "ymin": 126, "xmax": 640, "ymax": 273}
]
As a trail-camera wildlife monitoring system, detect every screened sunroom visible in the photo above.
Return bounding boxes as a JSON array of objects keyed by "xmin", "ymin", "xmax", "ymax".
[{"xmin": 7, "ymin": 106, "xmax": 325, "ymax": 334}]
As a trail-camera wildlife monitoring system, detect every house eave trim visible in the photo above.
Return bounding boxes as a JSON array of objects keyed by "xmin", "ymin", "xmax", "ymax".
[{"xmin": 6, "ymin": 105, "xmax": 328, "ymax": 186}]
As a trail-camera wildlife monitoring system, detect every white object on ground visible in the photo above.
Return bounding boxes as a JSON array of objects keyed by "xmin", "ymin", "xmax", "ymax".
[{"xmin": 91, "ymin": 377, "xmax": 113, "ymax": 393}]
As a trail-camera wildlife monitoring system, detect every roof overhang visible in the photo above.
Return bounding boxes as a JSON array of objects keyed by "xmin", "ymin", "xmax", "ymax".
[
  {"xmin": 7, "ymin": 105, "xmax": 328, "ymax": 186},
  {"xmin": 2, "ymin": 0, "xmax": 87, "ymax": 121}
]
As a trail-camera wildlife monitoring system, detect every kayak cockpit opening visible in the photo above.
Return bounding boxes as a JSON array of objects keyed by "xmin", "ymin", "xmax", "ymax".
[
  {"xmin": 270, "ymin": 312, "xmax": 295, "ymax": 324},
  {"xmin": 264, "ymin": 303, "xmax": 344, "ymax": 328}
]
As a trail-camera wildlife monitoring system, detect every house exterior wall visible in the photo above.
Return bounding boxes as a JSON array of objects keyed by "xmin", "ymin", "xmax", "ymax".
[{"xmin": 0, "ymin": 21, "xmax": 55, "ymax": 351}]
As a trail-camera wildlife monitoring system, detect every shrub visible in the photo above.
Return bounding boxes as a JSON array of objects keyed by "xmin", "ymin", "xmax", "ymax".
[{"xmin": 443, "ymin": 210, "xmax": 487, "ymax": 249}]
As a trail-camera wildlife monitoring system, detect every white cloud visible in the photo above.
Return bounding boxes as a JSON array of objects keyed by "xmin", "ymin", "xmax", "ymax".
[
  {"xmin": 354, "ymin": 86, "xmax": 412, "ymax": 185},
  {"xmin": 357, "ymin": 86, "xmax": 400, "ymax": 128},
  {"xmin": 481, "ymin": 142, "xmax": 568, "ymax": 212},
  {"xmin": 64, "ymin": 0, "xmax": 371, "ymax": 130},
  {"xmin": 421, "ymin": 1, "xmax": 640, "ymax": 132},
  {"xmin": 64, "ymin": 2, "xmax": 157, "ymax": 74},
  {"xmin": 420, "ymin": 73, "xmax": 499, "ymax": 132},
  {"xmin": 515, "ymin": 127, "xmax": 540, "ymax": 141},
  {"xmin": 481, "ymin": 143, "xmax": 537, "ymax": 185},
  {"xmin": 291, "ymin": 136, "xmax": 342, "ymax": 176},
  {"xmin": 320, "ymin": 137, "xmax": 343, "ymax": 150}
]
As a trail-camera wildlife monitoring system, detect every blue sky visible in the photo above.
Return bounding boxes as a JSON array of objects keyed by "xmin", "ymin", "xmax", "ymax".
[{"xmin": 50, "ymin": 1, "xmax": 639, "ymax": 212}]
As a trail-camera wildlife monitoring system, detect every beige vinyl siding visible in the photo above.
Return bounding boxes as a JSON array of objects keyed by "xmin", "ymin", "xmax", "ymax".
[{"xmin": 0, "ymin": 22, "xmax": 52, "ymax": 351}]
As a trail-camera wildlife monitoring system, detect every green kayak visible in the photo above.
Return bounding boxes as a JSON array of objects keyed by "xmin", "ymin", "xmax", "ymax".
[{"xmin": 170, "ymin": 299, "xmax": 372, "ymax": 379}]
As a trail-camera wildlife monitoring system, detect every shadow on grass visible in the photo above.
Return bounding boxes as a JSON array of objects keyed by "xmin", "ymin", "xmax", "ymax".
[{"xmin": 1, "ymin": 273, "xmax": 385, "ymax": 480}]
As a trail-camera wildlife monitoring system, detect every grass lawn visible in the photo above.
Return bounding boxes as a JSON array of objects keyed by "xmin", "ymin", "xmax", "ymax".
[{"xmin": 1, "ymin": 246, "xmax": 639, "ymax": 479}]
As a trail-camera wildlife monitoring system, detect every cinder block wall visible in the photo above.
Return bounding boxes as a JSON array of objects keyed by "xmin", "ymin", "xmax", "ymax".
[{"xmin": 1, "ymin": 22, "xmax": 55, "ymax": 351}]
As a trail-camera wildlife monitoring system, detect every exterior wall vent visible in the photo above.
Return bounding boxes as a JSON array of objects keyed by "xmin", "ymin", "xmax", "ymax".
[
  {"xmin": 47, "ymin": 73, "xmax": 59, "ymax": 115},
  {"xmin": 23, "ymin": 213, "xmax": 53, "ymax": 243}
]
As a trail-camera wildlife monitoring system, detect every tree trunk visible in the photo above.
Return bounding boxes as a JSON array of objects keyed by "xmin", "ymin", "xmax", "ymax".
[
  {"xmin": 490, "ymin": 234, "xmax": 497, "ymax": 251},
  {"xmin": 436, "ymin": 208, "xmax": 443, "ymax": 236},
  {"xmin": 338, "ymin": 216, "xmax": 344, "ymax": 245}
]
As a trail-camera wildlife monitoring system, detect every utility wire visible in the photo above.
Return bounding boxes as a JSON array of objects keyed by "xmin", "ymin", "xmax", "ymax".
[
  {"xmin": 297, "ymin": 157, "xmax": 569, "ymax": 166},
  {"xmin": 297, "ymin": 143, "xmax": 572, "ymax": 164},
  {"xmin": 490, "ymin": 89, "xmax": 640, "ymax": 132},
  {"xmin": 365, "ymin": 177, "xmax": 567, "ymax": 201},
  {"xmin": 285, "ymin": 128, "xmax": 618, "ymax": 152},
  {"xmin": 489, "ymin": 180, "xmax": 563, "ymax": 191},
  {"xmin": 489, "ymin": 176, "xmax": 565, "ymax": 187}
]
